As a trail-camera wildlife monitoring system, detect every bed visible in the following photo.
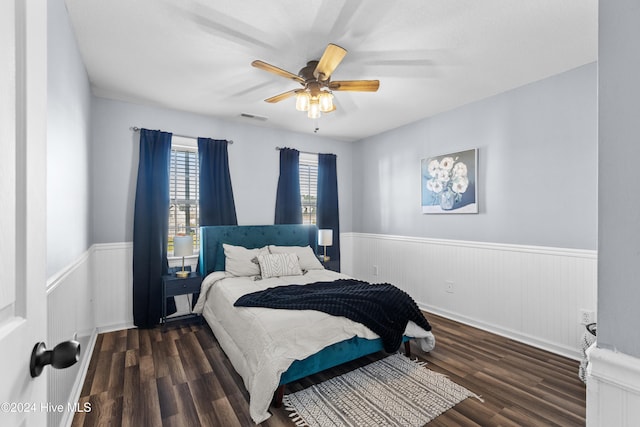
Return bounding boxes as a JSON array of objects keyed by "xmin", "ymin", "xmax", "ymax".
[{"xmin": 193, "ymin": 224, "xmax": 435, "ymax": 424}]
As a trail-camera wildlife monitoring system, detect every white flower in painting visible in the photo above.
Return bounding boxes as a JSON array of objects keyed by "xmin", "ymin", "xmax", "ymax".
[
  {"xmin": 427, "ymin": 159, "xmax": 440, "ymax": 177},
  {"xmin": 452, "ymin": 162, "xmax": 467, "ymax": 178},
  {"xmin": 440, "ymin": 157, "xmax": 455, "ymax": 170},
  {"xmin": 437, "ymin": 169, "xmax": 450, "ymax": 183},
  {"xmin": 427, "ymin": 179, "xmax": 444, "ymax": 193},
  {"xmin": 424, "ymin": 153, "xmax": 472, "ymax": 207},
  {"xmin": 451, "ymin": 176, "xmax": 469, "ymax": 194}
]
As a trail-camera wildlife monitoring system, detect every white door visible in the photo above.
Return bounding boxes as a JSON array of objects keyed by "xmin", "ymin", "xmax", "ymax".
[{"xmin": 0, "ymin": 1, "xmax": 49, "ymax": 426}]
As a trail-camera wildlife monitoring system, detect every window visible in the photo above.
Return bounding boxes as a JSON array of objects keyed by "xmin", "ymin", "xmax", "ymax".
[
  {"xmin": 168, "ymin": 136, "xmax": 199, "ymax": 255},
  {"xmin": 299, "ymin": 152, "xmax": 318, "ymax": 225}
]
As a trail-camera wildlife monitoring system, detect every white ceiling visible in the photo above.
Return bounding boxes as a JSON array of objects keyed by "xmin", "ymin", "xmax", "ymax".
[{"xmin": 65, "ymin": 0, "xmax": 597, "ymax": 142}]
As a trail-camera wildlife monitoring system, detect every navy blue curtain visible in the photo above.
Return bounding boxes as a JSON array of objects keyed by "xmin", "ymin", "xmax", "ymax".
[
  {"xmin": 198, "ymin": 138, "xmax": 238, "ymax": 226},
  {"xmin": 274, "ymin": 148, "xmax": 302, "ymax": 224},
  {"xmin": 133, "ymin": 129, "xmax": 175, "ymax": 328},
  {"xmin": 317, "ymin": 153, "xmax": 340, "ymax": 268}
]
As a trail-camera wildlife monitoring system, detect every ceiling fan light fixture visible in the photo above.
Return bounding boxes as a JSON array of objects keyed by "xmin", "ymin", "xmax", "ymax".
[
  {"xmin": 318, "ymin": 91, "xmax": 334, "ymax": 113},
  {"xmin": 308, "ymin": 99, "xmax": 321, "ymax": 119},
  {"xmin": 295, "ymin": 91, "xmax": 310, "ymax": 111},
  {"xmin": 252, "ymin": 43, "xmax": 379, "ymax": 121}
]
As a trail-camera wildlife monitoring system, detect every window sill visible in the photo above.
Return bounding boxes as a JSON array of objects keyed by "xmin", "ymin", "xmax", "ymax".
[{"xmin": 167, "ymin": 254, "xmax": 199, "ymax": 261}]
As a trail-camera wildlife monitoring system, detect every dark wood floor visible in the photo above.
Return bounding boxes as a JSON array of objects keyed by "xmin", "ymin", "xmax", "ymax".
[{"xmin": 72, "ymin": 312, "xmax": 585, "ymax": 426}]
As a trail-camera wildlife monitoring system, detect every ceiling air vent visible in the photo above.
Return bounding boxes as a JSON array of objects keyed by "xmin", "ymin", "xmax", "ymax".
[{"xmin": 240, "ymin": 113, "xmax": 268, "ymax": 121}]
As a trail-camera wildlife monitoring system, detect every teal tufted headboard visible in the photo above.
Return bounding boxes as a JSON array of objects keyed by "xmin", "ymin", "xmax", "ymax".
[{"xmin": 199, "ymin": 224, "xmax": 318, "ymax": 276}]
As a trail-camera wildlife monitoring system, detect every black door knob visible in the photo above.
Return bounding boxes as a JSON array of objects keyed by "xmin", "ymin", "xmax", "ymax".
[{"xmin": 30, "ymin": 340, "xmax": 81, "ymax": 378}]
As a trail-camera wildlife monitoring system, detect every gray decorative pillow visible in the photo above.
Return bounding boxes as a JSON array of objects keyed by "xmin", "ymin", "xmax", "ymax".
[
  {"xmin": 223, "ymin": 244, "xmax": 268, "ymax": 277},
  {"xmin": 257, "ymin": 253, "xmax": 303, "ymax": 279},
  {"xmin": 268, "ymin": 245, "xmax": 324, "ymax": 270}
]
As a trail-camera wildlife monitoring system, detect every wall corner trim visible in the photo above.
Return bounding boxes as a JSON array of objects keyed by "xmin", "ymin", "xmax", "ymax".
[
  {"xmin": 588, "ymin": 346, "xmax": 640, "ymax": 393},
  {"xmin": 46, "ymin": 247, "xmax": 92, "ymax": 294}
]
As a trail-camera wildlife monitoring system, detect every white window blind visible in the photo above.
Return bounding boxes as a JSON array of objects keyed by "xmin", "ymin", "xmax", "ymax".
[
  {"xmin": 168, "ymin": 136, "xmax": 199, "ymax": 255},
  {"xmin": 300, "ymin": 152, "xmax": 318, "ymax": 225}
]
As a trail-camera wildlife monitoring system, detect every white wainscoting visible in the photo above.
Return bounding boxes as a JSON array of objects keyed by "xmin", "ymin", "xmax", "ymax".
[
  {"xmin": 91, "ymin": 242, "xmax": 198, "ymax": 330},
  {"xmin": 341, "ymin": 232, "xmax": 597, "ymax": 359},
  {"xmin": 586, "ymin": 347, "xmax": 640, "ymax": 426},
  {"xmin": 47, "ymin": 242, "xmax": 134, "ymax": 427},
  {"xmin": 46, "ymin": 241, "xmax": 176, "ymax": 426},
  {"xmin": 47, "ymin": 235, "xmax": 597, "ymax": 426},
  {"xmin": 46, "ymin": 249, "xmax": 96, "ymax": 427},
  {"xmin": 92, "ymin": 242, "xmax": 134, "ymax": 332}
]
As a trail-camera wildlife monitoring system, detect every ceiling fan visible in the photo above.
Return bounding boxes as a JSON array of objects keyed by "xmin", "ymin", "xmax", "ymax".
[{"xmin": 251, "ymin": 43, "xmax": 380, "ymax": 118}]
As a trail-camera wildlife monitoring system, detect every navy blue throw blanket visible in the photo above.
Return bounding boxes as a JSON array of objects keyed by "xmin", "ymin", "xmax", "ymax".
[{"xmin": 234, "ymin": 279, "xmax": 432, "ymax": 353}]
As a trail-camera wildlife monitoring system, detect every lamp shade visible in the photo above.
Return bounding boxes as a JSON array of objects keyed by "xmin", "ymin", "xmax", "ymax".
[
  {"xmin": 173, "ymin": 235, "xmax": 193, "ymax": 257},
  {"xmin": 308, "ymin": 99, "xmax": 321, "ymax": 119},
  {"xmin": 318, "ymin": 229, "xmax": 333, "ymax": 247},
  {"xmin": 319, "ymin": 91, "xmax": 334, "ymax": 112},
  {"xmin": 295, "ymin": 91, "xmax": 310, "ymax": 111}
]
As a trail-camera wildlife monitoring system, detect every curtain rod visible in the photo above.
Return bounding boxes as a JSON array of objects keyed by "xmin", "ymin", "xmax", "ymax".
[
  {"xmin": 275, "ymin": 146, "xmax": 317, "ymax": 155},
  {"xmin": 130, "ymin": 126, "xmax": 233, "ymax": 144}
]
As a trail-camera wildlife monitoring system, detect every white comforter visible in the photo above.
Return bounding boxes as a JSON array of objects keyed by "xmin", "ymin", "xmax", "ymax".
[{"xmin": 193, "ymin": 269, "xmax": 435, "ymax": 424}]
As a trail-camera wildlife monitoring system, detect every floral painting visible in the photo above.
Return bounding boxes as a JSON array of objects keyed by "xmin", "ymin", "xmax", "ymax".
[{"xmin": 421, "ymin": 148, "xmax": 478, "ymax": 213}]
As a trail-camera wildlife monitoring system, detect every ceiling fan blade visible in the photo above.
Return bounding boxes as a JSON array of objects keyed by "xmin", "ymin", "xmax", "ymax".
[
  {"xmin": 252, "ymin": 60, "xmax": 305, "ymax": 84},
  {"xmin": 264, "ymin": 89, "xmax": 298, "ymax": 103},
  {"xmin": 168, "ymin": 3, "xmax": 276, "ymax": 52},
  {"xmin": 329, "ymin": 80, "xmax": 380, "ymax": 92},
  {"xmin": 314, "ymin": 44, "xmax": 347, "ymax": 81}
]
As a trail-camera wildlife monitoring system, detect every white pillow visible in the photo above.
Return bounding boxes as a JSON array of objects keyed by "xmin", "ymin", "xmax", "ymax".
[
  {"xmin": 268, "ymin": 245, "xmax": 324, "ymax": 270},
  {"xmin": 223, "ymin": 244, "xmax": 268, "ymax": 277},
  {"xmin": 257, "ymin": 253, "xmax": 303, "ymax": 279}
]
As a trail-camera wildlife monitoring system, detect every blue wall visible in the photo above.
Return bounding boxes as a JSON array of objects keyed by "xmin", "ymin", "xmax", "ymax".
[
  {"xmin": 351, "ymin": 63, "xmax": 597, "ymax": 250},
  {"xmin": 89, "ymin": 98, "xmax": 354, "ymax": 244},
  {"xmin": 87, "ymin": 63, "xmax": 597, "ymax": 251},
  {"xmin": 47, "ymin": 0, "xmax": 92, "ymax": 276}
]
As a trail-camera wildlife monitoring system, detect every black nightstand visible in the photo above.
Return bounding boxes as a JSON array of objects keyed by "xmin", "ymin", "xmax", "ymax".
[
  {"xmin": 322, "ymin": 259, "xmax": 340, "ymax": 273},
  {"xmin": 161, "ymin": 272, "xmax": 203, "ymax": 326}
]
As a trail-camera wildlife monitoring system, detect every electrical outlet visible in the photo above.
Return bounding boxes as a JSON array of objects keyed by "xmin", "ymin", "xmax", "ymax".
[
  {"xmin": 579, "ymin": 309, "xmax": 595, "ymax": 325},
  {"xmin": 372, "ymin": 265, "xmax": 379, "ymax": 276},
  {"xmin": 445, "ymin": 281, "xmax": 454, "ymax": 293}
]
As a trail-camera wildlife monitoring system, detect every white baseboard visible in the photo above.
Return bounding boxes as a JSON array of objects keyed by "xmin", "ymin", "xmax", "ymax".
[
  {"xmin": 60, "ymin": 328, "xmax": 98, "ymax": 427},
  {"xmin": 97, "ymin": 322, "xmax": 135, "ymax": 334},
  {"xmin": 421, "ymin": 303, "xmax": 580, "ymax": 360}
]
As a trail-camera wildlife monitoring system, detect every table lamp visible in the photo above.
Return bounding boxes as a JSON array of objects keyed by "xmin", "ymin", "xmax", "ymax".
[
  {"xmin": 318, "ymin": 229, "xmax": 333, "ymax": 262},
  {"xmin": 173, "ymin": 234, "xmax": 193, "ymax": 278}
]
